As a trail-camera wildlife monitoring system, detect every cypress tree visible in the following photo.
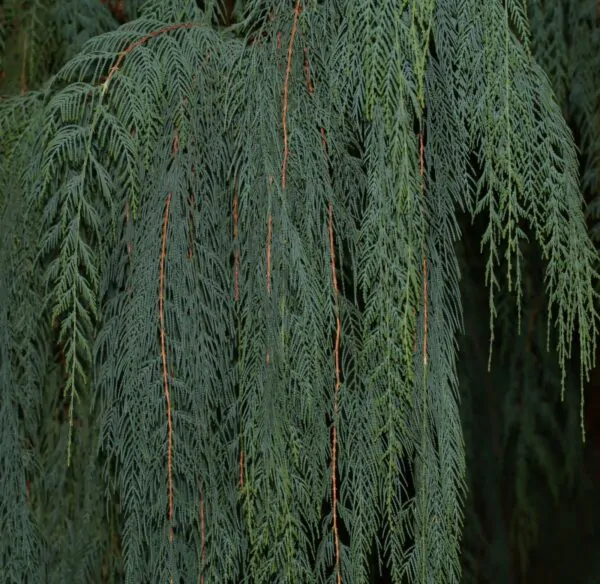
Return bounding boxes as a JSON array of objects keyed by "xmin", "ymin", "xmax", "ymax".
[{"xmin": 1, "ymin": 1, "xmax": 598, "ymax": 582}]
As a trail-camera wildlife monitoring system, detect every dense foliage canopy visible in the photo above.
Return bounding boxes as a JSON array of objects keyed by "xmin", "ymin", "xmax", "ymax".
[{"xmin": 2, "ymin": 1, "xmax": 600, "ymax": 582}]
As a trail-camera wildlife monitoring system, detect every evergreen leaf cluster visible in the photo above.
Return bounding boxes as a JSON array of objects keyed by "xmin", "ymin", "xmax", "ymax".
[{"xmin": 1, "ymin": 1, "xmax": 598, "ymax": 582}]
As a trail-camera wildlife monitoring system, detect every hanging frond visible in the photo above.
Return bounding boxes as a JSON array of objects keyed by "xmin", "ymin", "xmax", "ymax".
[{"xmin": 1, "ymin": 1, "xmax": 598, "ymax": 582}]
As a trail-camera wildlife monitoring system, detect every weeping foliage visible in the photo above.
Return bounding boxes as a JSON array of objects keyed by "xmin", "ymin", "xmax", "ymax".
[
  {"xmin": 457, "ymin": 2, "xmax": 600, "ymax": 581},
  {"xmin": 1, "ymin": 0, "xmax": 598, "ymax": 582}
]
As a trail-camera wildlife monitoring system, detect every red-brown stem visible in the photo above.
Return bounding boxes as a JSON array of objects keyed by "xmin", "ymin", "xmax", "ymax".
[
  {"xmin": 328, "ymin": 202, "xmax": 342, "ymax": 584},
  {"xmin": 303, "ymin": 47, "xmax": 314, "ymax": 94},
  {"xmin": 159, "ymin": 192, "xmax": 175, "ymax": 545},
  {"xmin": 281, "ymin": 0, "xmax": 302, "ymax": 191},
  {"xmin": 102, "ymin": 23, "xmax": 197, "ymax": 94},
  {"xmin": 239, "ymin": 448, "xmax": 245, "ymax": 488}
]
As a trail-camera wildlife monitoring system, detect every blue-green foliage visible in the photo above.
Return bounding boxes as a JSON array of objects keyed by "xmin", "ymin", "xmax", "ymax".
[{"xmin": 0, "ymin": 1, "xmax": 598, "ymax": 583}]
